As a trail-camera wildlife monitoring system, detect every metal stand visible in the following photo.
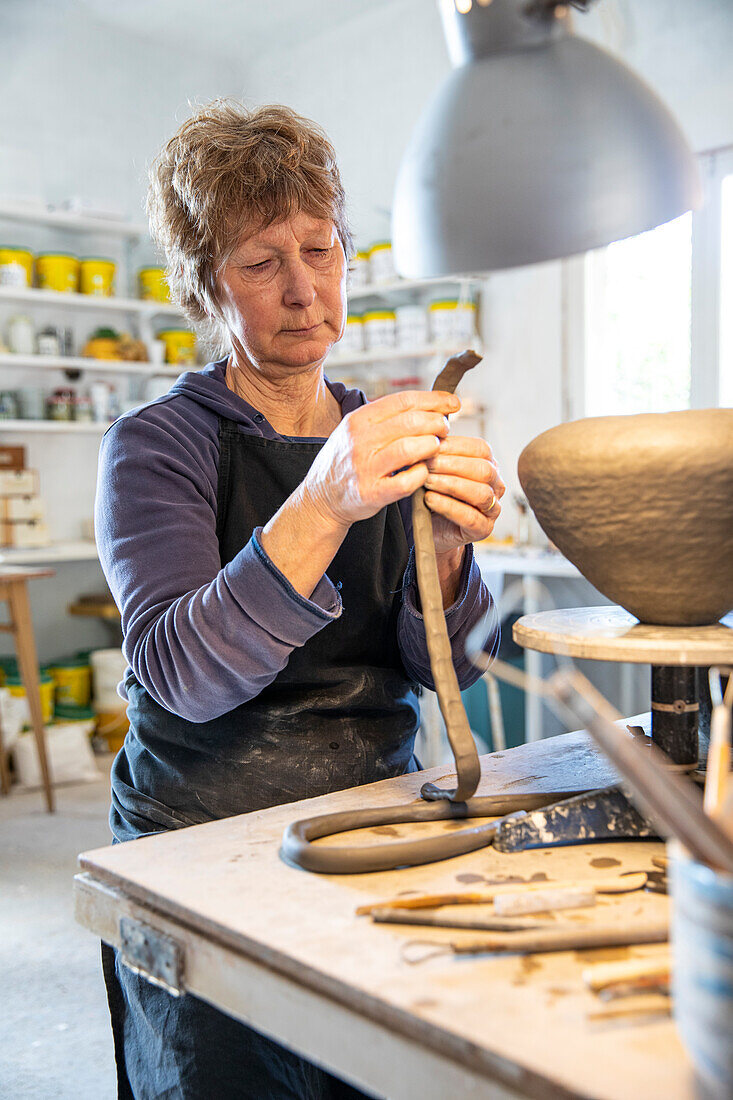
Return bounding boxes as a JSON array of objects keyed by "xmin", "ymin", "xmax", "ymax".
[{"xmin": 651, "ymin": 665, "xmax": 699, "ymax": 765}]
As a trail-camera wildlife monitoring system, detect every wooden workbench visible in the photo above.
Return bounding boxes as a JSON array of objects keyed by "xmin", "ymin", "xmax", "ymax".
[{"xmin": 75, "ymin": 732, "xmax": 695, "ymax": 1100}]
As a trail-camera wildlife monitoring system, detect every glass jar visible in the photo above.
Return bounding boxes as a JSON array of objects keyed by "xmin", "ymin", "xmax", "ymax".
[
  {"xmin": 7, "ymin": 314, "xmax": 35, "ymax": 355},
  {"xmin": 37, "ymin": 326, "xmax": 61, "ymax": 356},
  {"xmin": 0, "ymin": 391, "xmax": 19, "ymax": 419},
  {"xmin": 47, "ymin": 388, "xmax": 75, "ymax": 421},
  {"xmin": 75, "ymin": 395, "xmax": 94, "ymax": 422}
]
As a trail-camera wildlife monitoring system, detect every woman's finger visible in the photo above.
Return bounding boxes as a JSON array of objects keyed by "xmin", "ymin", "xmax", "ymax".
[
  {"xmin": 373, "ymin": 407, "xmax": 451, "ymax": 445},
  {"xmin": 374, "ymin": 433, "xmax": 443, "ymax": 477},
  {"xmin": 364, "ymin": 389, "xmax": 460, "ymax": 424},
  {"xmin": 380, "ymin": 462, "xmax": 429, "ymax": 503},
  {"xmin": 425, "ymin": 454, "xmax": 495, "ymax": 485},
  {"xmin": 424, "ymin": 491, "xmax": 498, "ymax": 540},
  {"xmin": 424, "ymin": 472, "xmax": 504, "ymax": 511},
  {"xmin": 432, "ymin": 435, "xmax": 494, "ymax": 461}
]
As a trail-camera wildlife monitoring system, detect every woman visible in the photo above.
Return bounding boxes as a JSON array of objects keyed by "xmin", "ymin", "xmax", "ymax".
[{"xmin": 96, "ymin": 100, "xmax": 504, "ymax": 1100}]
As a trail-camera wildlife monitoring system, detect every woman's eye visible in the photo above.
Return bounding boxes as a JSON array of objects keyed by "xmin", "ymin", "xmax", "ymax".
[{"xmin": 245, "ymin": 260, "xmax": 271, "ymax": 271}]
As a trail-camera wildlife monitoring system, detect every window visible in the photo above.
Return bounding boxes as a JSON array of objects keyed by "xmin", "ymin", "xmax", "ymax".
[
  {"xmin": 579, "ymin": 148, "xmax": 733, "ymax": 417},
  {"xmin": 584, "ymin": 214, "xmax": 692, "ymax": 417},
  {"xmin": 720, "ymin": 172, "xmax": 733, "ymax": 407}
]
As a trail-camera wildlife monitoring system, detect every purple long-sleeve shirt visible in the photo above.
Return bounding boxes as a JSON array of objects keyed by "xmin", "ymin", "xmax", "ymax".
[{"xmin": 94, "ymin": 358, "xmax": 496, "ymax": 723}]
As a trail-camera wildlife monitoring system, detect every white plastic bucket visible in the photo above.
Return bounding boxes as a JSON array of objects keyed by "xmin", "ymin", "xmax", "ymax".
[{"xmin": 90, "ymin": 648, "xmax": 127, "ymax": 712}]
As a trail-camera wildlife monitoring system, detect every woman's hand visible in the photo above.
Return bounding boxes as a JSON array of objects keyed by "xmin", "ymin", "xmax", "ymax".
[
  {"xmin": 300, "ymin": 390, "xmax": 460, "ymax": 530},
  {"xmin": 423, "ymin": 436, "xmax": 505, "ymax": 556}
]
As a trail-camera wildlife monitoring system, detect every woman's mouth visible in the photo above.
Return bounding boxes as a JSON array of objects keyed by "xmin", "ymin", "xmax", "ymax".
[{"xmin": 283, "ymin": 322, "xmax": 322, "ymax": 336}]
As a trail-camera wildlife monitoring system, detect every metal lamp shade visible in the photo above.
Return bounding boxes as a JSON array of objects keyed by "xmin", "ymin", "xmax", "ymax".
[{"xmin": 393, "ymin": 30, "xmax": 701, "ymax": 277}]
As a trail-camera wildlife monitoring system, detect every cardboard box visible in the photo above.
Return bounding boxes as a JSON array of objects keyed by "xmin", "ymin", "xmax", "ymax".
[
  {"xmin": 0, "ymin": 519, "xmax": 50, "ymax": 548},
  {"xmin": 0, "ymin": 446, "xmax": 25, "ymax": 470},
  {"xmin": 0, "ymin": 469, "xmax": 39, "ymax": 496},
  {"xmin": 0, "ymin": 495, "xmax": 45, "ymax": 522}
]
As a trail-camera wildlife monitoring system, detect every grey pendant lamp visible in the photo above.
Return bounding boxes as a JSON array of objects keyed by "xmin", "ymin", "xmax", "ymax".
[{"xmin": 392, "ymin": 0, "xmax": 701, "ymax": 277}]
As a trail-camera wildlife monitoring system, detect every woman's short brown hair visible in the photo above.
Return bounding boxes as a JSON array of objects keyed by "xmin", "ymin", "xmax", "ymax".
[{"xmin": 147, "ymin": 99, "xmax": 353, "ymax": 351}]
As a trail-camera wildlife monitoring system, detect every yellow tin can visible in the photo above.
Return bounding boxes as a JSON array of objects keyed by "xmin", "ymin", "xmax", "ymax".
[
  {"xmin": 6, "ymin": 672, "xmax": 55, "ymax": 725},
  {"xmin": 138, "ymin": 266, "xmax": 170, "ymax": 302},
  {"xmin": 0, "ymin": 246, "xmax": 33, "ymax": 288},
  {"xmin": 47, "ymin": 657, "xmax": 92, "ymax": 708},
  {"xmin": 80, "ymin": 257, "xmax": 116, "ymax": 297},
  {"xmin": 36, "ymin": 253, "xmax": 79, "ymax": 293},
  {"xmin": 157, "ymin": 329, "xmax": 197, "ymax": 365}
]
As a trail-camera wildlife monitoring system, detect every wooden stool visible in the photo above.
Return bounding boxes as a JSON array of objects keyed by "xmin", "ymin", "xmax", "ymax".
[{"xmin": 0, "ymin": 567, "xmax": 55, "ymax": 812}]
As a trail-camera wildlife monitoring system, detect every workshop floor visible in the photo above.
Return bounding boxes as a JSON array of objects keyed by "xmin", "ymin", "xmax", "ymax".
[{"xmin": 0, "ymin": 760, "xmax": 117, "ymax": 1100}]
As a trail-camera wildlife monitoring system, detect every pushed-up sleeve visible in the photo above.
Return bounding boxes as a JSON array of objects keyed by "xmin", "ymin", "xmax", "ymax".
[
  {"xmin": 397, "ymin": 543, "xmax": 499, "ymax": 691},
  {"xmin": 95, "ymin": 412, "xmax": 341, "ymax": 723}
]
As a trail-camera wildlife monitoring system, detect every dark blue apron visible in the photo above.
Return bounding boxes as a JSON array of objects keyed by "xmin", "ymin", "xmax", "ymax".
[{"xmin": 103, "ymin": 415, "xmax": 420, "ymax": 1099}]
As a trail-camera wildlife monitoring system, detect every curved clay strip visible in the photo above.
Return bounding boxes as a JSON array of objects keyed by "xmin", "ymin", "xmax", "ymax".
[
  {"xmin": 416, "ymin": 350, "xmax": 482, "ymax": 802},
  {"xmin": 281, "ymin": 791, "xmax": 573, "ymax": 875}
]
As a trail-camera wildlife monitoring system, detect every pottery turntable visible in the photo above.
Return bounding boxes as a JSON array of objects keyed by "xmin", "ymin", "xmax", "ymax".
[{"xmin": 504, "ymin": 606, "xmax": 733, "ymax": 846}]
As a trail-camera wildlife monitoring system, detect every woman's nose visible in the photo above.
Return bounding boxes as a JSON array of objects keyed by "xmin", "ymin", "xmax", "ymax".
[{"xmin": 282, "ymin": 258, "xmax": 316, "ymax": 308}]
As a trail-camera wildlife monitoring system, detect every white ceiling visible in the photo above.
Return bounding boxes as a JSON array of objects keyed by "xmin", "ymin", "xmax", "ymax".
[{"xmin": 74, "ymin": 0, "xmax": 395, "ymax": 65}]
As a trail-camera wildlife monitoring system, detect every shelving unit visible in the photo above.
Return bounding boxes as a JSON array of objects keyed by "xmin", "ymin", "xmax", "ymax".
[
  {"xmin": 348, "ymin": 274, "xmax": 482, "ymax": 302},
  {"xmin": 0, "ymin": 419, "xmax": 108, "ymax": 434},
  {"xmin": 0, "ymin": 284, "xmax": 181, "ymax": 318},
  {"xmin": 0, "ymin": 539, "xmax": 99, "ymax": 565},
  {"xmin": 0, "ymin": 202, "xmax": 146, "ymax": 238},
  {"xmin": 328, "ymin": 339, "xmax": 483, "ymax": 369},
  {"xmin": 0, "ymin": 353, "xmax": 181, "ymax": 378},
  {"xmin": 0, "ymin": 203, "xmax": 187, "ymax": 388}
]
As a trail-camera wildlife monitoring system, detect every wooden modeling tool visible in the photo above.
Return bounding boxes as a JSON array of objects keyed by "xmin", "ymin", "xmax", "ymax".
[
  {"xmin": 356, "ymin": 872, "xmax": 647, "ymax": 915},
  {"xmin": 586, "ymin": 995, "xmax": 671, "ymax": 1022},
  {"xmin": 425, "ymin": 921, "xmax": 670, "ymax": 956},
  {"xmin": 582, "ymin": 956, "xmax": 671, "ymax": 994},
  {"xmin": 371, "ymin": 909, "xmax": 548, "ymax": 933},
  {"xmin": 703, "ymin": 669, "xmax": 733, "ymax": 817},
  {"xmin": 493, "ymin": 886, "xmax": 595, "ymax": 916}
]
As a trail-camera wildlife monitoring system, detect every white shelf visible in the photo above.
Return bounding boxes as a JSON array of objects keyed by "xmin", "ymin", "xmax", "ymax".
[
  {"xmin": 0, "ymin": 540, "xmax": 99, "ymax": 565},
  {"xmin": 0, "ymin": 203, "xmax": 145, "ymax": 239},
  {"xmin": 0, "ymin": 353, "xmax": 181, "ymax": 378},
  {"xmin": 0, "ymin": 285, "xmax": 182, "ymax": 318},
  {"xmin": 0, "ymin": 419, "xmax": 108, "ymax": 433},
  {"xmin": 348, "ymin": 275, "xmax": 484, "ymax": 302},
  {"xmin": 475, "ymin": 545, "xmax": 581, "ymax": 579},
  {"xmin": 328, "ymin": 340, "xmax": 482, "ymax": 369}
]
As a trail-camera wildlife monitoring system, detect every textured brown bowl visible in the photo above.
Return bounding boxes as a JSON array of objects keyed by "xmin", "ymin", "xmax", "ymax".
[{"xmin": 518, "ymin": 409, "xmax": 733, "ymax": 626}]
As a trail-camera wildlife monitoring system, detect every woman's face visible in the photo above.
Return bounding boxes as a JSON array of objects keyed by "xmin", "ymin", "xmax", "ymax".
[{"xmin": 217, "ymin": 211, "xmax": 347, "ymax": 378}]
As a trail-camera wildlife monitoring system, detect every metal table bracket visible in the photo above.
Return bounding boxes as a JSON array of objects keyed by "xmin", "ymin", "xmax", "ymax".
[{"xmin": 119, "ymin": 916, "xmax": 185, "ymax": 997}]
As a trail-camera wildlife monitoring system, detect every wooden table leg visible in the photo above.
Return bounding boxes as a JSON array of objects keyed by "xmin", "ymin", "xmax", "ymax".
[
  {"xmin": 7, "ymin": 580, "xmax": 54, "ymax": 812},
  {"xmin": 0, "ymin": 719, "xmax": 10, "ymax": 795}
]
